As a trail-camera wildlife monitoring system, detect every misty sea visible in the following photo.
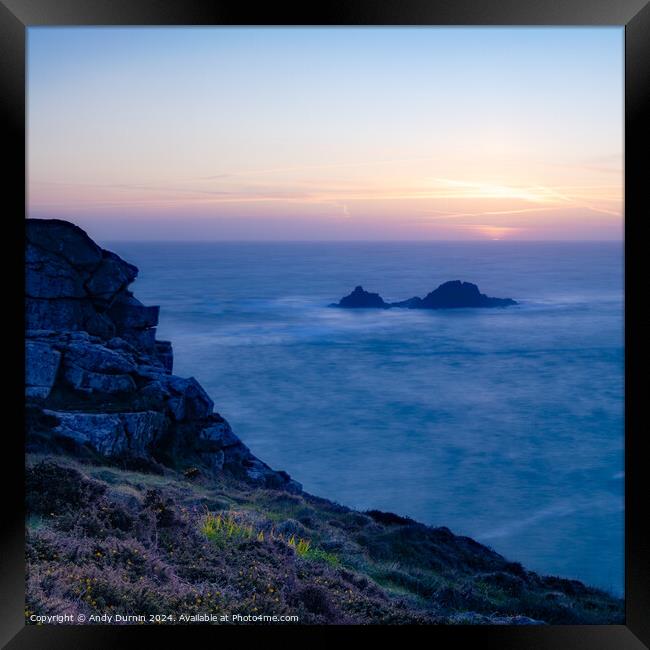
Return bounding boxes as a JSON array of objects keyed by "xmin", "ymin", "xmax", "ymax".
[{"xmin": 107, "ymin": 240, "xmax": 624, "ymax": 595}]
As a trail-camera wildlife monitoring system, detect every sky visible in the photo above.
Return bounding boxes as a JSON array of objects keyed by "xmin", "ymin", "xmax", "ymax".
[{"xmin": 27, "ymin": 27, "xmax": 624, "ymax": 241}]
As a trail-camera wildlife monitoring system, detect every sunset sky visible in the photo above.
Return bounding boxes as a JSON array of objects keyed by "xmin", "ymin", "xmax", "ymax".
[{"xmin": 27, "ymin": 27, "xmax": 623, "ymax": 241}]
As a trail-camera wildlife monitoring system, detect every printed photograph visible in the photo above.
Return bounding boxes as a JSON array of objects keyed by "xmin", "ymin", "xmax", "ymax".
[{"xmin": 25, "ymin": 27, "xmax": 624, "ymax": 625}]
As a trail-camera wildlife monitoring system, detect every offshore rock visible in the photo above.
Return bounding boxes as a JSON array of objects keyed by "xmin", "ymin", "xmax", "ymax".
[
  {"xmin": 333, "ymin": 280, "xmax": 517, "ymax": 310},
  {"xmin": 330, "ymin": 285, "xmax": 389, "ymax": 309},
  {"xmin": 392, "ymin": 280, "xmax": 517, "ymax": 309}
]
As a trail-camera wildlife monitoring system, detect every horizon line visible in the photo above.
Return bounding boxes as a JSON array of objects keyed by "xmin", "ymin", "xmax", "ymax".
[{"xmin": 100, "ymin": 238, "xmax": 624, "ymax": 244}]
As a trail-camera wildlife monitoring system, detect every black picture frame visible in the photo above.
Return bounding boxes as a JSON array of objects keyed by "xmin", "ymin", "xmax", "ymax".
[{"xmin": 2, "ymin": 1, "xmax": 648, "ymax": 647}]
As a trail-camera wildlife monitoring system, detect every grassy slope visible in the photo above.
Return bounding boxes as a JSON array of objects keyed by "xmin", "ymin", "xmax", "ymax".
[{"xmin": 25, "ymin": 454, "xmax": 624, "ymax": 626}]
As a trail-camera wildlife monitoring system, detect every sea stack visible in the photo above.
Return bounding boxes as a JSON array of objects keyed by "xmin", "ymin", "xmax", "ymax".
[
  {"xmin": 332, "ymin": 280, "xmax": 517, "ymax": 310},
  {"xmin": 392, "ymin": 281, "xmax": 517, "ymax": 309},
  {"xmin": 331, "ymin": 285, "xmax": 389, "ymax": 309}
]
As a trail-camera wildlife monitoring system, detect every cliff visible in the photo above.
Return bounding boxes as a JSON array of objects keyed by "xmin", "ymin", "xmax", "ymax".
[
  {"xmin": 26, "ymin": 218, "xmax": 299, "ymax": 491},
  {"xmin": 24, "ymin": 220, "xmax": 622, "ymax": 625}
]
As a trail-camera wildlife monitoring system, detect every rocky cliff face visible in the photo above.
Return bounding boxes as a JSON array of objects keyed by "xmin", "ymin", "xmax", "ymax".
[{"xmin": 25, "ymin": 219, "xmax": 300, "ymax": 492}]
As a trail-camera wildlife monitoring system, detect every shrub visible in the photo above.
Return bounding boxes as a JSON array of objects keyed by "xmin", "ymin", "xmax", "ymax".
[
  {"xmin": 365, "ymin": 510, "xmax": 415, "ymax": 526},
  {"xmin": 294, "ymin": 585, "xmax": 333, "ymax": 616},
  {"xmin": 143, "ymin": 489, "xmax": 177, "ymax": 527},
  {"xmin": 26, "ymin": 462, "xmax": 106, "ymax": 516}
]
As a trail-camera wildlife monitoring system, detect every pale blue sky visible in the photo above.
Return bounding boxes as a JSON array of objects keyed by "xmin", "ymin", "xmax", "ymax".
[{"xmin": 28, "ymin": 27, "xmax": 623, "ymax": 241}]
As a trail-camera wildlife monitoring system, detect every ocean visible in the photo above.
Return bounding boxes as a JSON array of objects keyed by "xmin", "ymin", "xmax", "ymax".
[{"xmin": 107, "ymin": 240, "xmax": 624, "ymax": 595}]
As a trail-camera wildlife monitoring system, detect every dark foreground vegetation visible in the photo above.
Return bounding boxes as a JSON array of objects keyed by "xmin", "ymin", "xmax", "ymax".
[{"xmin": 25, "ymin": 455, "xmax": 623, "ymax": 625}]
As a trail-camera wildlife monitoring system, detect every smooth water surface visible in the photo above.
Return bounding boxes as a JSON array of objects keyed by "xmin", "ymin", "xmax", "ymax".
[{"xmin": 107, "ymin": 241, "xmax": 624, "ymax": 594}]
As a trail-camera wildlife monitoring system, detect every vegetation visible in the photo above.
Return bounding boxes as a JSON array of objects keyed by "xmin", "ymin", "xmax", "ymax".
[
  {"xmin": 200, "ymin": 511, "xmax": 337, "ymax": 567},
  {"xmin": 25, "ymin": 454, "xmax": 624, "ymax": 625}
]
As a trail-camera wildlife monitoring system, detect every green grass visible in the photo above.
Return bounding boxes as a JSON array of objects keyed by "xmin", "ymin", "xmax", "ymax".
[
  {"xmin": 201, "ymin": 511, "xmax": 340, "ymax": 567},
  {"xmin": 302, "ymin": 547, "xmax": 341, "ymax": 567},
  {"xmin": 201, "ymin": 512, "xmax": 255, "ymax": 546}
]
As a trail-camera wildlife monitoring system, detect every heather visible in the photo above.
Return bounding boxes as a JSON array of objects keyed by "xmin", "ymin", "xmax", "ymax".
[{"xmin": 25, "ymin": 456, "xmax": 624, "ymax": 625}]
